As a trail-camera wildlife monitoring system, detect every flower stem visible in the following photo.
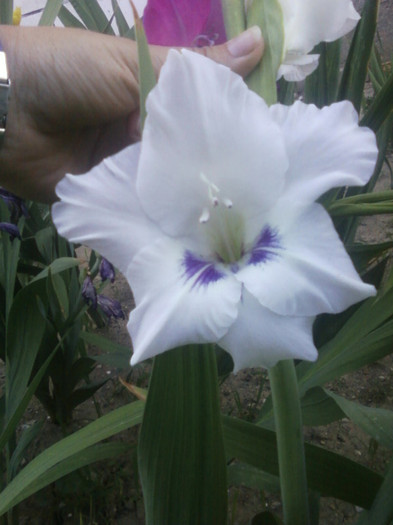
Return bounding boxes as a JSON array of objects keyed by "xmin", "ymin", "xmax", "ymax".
[
  {"xmin": 268, "ymin": 359, "xmax": 310, "ymax": 525},
  {"xmin": 245, "ymin": 0, "xmax": 284, "ymax": 104},
  {"xmin": 138, "ymin": 345, "xmax": 227, "ymax": 525},
  {"xmin": 221, "ymin": 0, "xmax": 246, "ymax": 39}
]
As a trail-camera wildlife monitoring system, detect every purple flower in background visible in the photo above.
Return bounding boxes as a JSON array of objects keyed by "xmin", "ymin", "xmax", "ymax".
[
  {"xmin": 0, "ymin": 188, "xmax": 28, "ymax": 222},
  {"xmin": 143, "ymin": 0, "xmax": 226, "ymax": 46},
  {"xmin": 97, "ymin": 295, "xmax": 125, "ymax": 320},
  {"xmin": 99, "ymin": 257, "xmax": 116, "ymax": 283},
  {"xmin": 82, "ymin": 276, "xmax": 97, "ymax": 308},
  {"xmin": 0, "ymin": 222, "xmax": 21, "ymax": 241}
]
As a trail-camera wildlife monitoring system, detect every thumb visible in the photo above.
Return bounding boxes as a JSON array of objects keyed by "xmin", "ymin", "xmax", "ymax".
[
  {"xmin": 150, "ymin": 26, "xmax": 264, "ymax": 79},
  {"xmin": 196, "ymin": 26, "xmax": 264, "ymax": 77}
]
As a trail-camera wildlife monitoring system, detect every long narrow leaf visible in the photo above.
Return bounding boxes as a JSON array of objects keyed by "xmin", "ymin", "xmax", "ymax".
[
  {"xmin": 39, "ymin": 0, "xmax": 64, "ymax": 26},
  {"xmin": 304, "ymin": 41, "xmax": 341, "ymax": 107},
  {"xmin": 83, "ymin": 0, "xmax": 115, "ymax": 34},
  {"xmin": 0, "ymin": 347, "xmax": 57, "ymax": 453},
  {"xmin": 80, "ymin": 330, "xmax": 131, "ymax": 369},
  {"xmin": 297, "ymin": 280, "xmax": 393, "ymax": 392},
  {"xmin": 0, "ymin": 0, "xmax": 13, "ymax": 25},
  {"xmin": 68, "ymin": 0, "xmax": 100, "ymax": 31},
  {"xmin": 0, "ymin": 401, "xmax": 144, "ymax": 515},
  {"xmin": 301, "ymin": 387, "xmax": 345, "ymax": 427},
  {"xmin": 111, "ymin": 0, "xmax": 130, "ymax": 36},
  {"xmin": 6, "ymin": 282, "xmax": 47, "ymax": 417},
  {"xmin": 138, "ymin": 346, "xmax": 227, "ymax": 525},
  {"xmin": 325, "ymin": 390, "xmax": 393, "ymax": 449},
  {"xmin": 80, "ymin": 330, "xmax": 131, "ymax": 356},
  {"xmin": 223, "ymin": 415, "xmax": 382, "ymax": 508},
  {"xmin": 338, "ymin": 0, "xmax": 380, "ymax": 111},
  {"xmin": 356, "ymin": 457, "xmax": 393, "ymax": 525},
  {"xmin": 15, "ymin": 442, "xmax": 130, "ymax": 506},
  {"xmin": 361, "ymin": 70, "xmax": 393, "ymax": 132},
  {"xmin": 299, "ymin": 317, "xmax": 393, "ymax": 393},
  {"xmin": 228, "ymin": 462, "xmax": 280, "ymax": 493},
  {"xmin": 132, "ymin": 3, "xmax": 156, "ymax": 129},
  {"xmin": 9, "ymin": 421, "xmax": 44, "ymax": 480},
  {"xmin": 58, "ymin": 5, "xmax": 86, "ymax": 28},
  {"xmin": 31, "ymin": 257, "xmax": 79, "ymax": 283}
]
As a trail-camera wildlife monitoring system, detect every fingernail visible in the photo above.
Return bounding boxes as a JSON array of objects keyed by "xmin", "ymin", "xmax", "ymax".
[{"xmin": 227, "ymin": 26, "xmax": 262, "ymax": 58}]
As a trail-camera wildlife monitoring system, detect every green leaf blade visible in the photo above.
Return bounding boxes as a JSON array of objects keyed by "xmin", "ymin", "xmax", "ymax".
[
  {"xmin": 0, "ymin": 401, "xmax": 144, "ymax": 515},
  {"xmin": 138, "ymin": 346, "xmax": 227, "ymax": 525},
  {"xmin": 246, "ymin": 0, "xmax": 284, "ymax": 104},
  {"xmin": 39, "ymin": 0, "xmax": 64, "ymax": 26}
]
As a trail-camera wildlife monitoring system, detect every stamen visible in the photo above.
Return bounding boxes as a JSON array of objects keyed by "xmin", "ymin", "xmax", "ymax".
[
  {"xmin": 200, "ymin": 172, "xmax": 221, "ymax": 207},
  {"xmin": 223, "ymin": 198, "xmax": 233, "ymax": 208}
]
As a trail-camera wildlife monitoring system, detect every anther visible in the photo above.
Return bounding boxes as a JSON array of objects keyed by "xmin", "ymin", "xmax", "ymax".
[{"xmin": 199, "ymin": 208, "xmax": 210, "ymax": 223}]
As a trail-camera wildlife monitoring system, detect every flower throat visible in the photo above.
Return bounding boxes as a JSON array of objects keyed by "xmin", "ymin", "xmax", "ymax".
[{"xmin": 199, "ymin": 172, "xmax": 245, "ymax": 265}]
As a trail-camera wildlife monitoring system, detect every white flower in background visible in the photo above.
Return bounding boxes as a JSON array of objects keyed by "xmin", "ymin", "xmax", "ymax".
[
  {"xmin": 245, "ymin": 0, "xmax": 360, "ymax": 81},
  {"xmin": 52, "ymin": 50, "xmax": 377, "ymax": 371},
  {"xmin": 275, "ymin": 0, "xmax": 361, "ymax": 81}
]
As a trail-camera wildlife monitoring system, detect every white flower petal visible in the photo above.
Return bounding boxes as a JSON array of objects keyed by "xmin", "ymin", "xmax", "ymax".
[
  {"xmin": 275, "ymin": 0, "xmax": 359, "ymax": 80},
  {"xmin": 219, "ymin": 290, "xmax": 317, "ymax": 371},
  {"xmin": 52, "ymin": 143, "xmax": 160, "ymax": 274},
  {"xmin": 277, "ymin": 54, "xmax": 319, "ymax": 82},
  {"xmin": 281, "ymin": 0, "xmax": 360, "ymax": 54},
  {"xmin": 137, "ymin": 49, "xmax": 288, "ymax": 241},
  {"xmin": 128, "ymin": 237, "xmax": 242, "ymax": 365},
  {"xmin": 269, "ymin": 100, "xmax": 378, "ymax": 204},
  {"xmin": 52, "ymin": 50, "xmax": 378, "ymax": 373},
  {"xmin": 239, "ymin": 203, "xmax": 376, "ymax": 317}
]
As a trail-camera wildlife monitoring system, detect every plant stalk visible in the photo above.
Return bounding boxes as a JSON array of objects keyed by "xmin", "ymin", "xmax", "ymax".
[
  {"xmin": 268, "ymin": 359, "xmax": 310, "ymax": 525},
  {"xmin": 221, "ymin": 0, "xmax": 246, "ymax": 39}
]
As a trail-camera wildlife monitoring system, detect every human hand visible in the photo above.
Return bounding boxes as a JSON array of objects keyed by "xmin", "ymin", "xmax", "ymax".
[{"xmin": 0, "ymin": 25, "xmax": 263, "ymax": 203}]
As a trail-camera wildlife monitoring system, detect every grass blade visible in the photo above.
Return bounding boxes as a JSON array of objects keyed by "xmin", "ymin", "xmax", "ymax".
[
  {"xmin": 39, "ymin": 0, "xmax": 64, "ymax": 26},
  {"xmin": 338, "ymin": 0, "xmax": 380, "ymax": 111},
  {"xmin": 132, "ymin": 2, "xmax": 156, "ymax": 129},
  {"xmin": 223, "ymin": 415, "xmax": 382, "ymax": 508},
  {"xmin": 0, "ymin": 0, "xmax": 13, "ymax": 25},
  {"xmin": 0, "ymin": 401, "xmax": 144, "ymax": 515}
]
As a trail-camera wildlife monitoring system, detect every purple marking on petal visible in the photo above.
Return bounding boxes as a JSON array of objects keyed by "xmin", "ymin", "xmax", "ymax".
[
  {"xmin": 182, "ymin": 250, "xmax": 225, "ymax": 288},
  {"xmin": 248, "ymin": 226, "xmax": 281, "ymax": 266},
  {"xmin": 230, "ymin": 263, "xmax": 240, "ymax": 274}
]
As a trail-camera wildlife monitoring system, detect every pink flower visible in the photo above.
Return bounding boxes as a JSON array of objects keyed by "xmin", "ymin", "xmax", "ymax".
[{"xmin": 143, "ymin": 0, "xmax": 226, "ymax": 47}]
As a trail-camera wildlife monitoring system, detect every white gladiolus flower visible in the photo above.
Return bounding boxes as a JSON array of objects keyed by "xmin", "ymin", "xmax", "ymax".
[
  {"xmin": 52, "ymin": 50, "xmax": 377, "ymax": 371},
  {"xmin": 274, "ymin": 0, "xmax": 361, "ymax": 80}
]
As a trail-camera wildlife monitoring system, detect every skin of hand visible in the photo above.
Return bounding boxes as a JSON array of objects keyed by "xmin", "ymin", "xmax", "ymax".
[{"xmin": 0, "ymin": 25, "xmax": 263, "ymax": 203}]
